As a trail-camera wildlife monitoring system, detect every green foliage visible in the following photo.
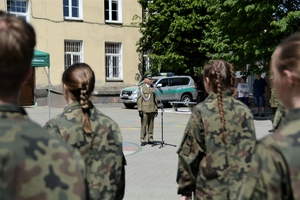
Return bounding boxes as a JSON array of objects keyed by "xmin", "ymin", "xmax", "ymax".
[
  {"xmin": 136, "ymin": 0, "xmax": 300, "ymax": 77},
  {"xmin": 136, "ymin": 0, "xmax": 210, "ymax": 76},
  {"xmin": 205, "ymin": 0, "xmax": 300, "ymax": 75}
]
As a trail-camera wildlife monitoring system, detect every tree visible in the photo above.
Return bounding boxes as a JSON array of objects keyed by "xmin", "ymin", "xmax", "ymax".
[
  {"xmin": 136, "ymin": 0, "xmax": 300, "ymax": 77},
  {"xmin": 205, "ymin": 0, "xmax": 300, "ymax": 75},
  {"xmin": 136, "ymin": 0, "xmax": 211, "ymax": 77}
]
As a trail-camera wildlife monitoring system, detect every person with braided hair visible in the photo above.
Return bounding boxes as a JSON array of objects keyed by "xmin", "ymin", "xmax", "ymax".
[
  {"xmin": 176, "ymin": 60, "xmax": 256, "ymax": 200},
  {"xmin": 238, "ymin": 33, "xmax": 300, "ymax": 200},
  {"xmin": 44, "ymin": 63, "xmax": 126, "ymax": 200}
]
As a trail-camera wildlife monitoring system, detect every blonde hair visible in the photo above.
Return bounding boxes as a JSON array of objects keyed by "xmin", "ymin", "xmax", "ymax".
[
  {"xmin": 62, "ymin": 63, "xmax": 95, "ymax": 135},
  {"xmin": 203, "ymin": 60, "xmax": 235, "ymax": 143}
]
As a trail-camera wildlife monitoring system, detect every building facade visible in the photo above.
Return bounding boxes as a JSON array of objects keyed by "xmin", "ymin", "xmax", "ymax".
[{"xmin": 2, "ymin": 0, "xmax": 142, "ymax": 89}]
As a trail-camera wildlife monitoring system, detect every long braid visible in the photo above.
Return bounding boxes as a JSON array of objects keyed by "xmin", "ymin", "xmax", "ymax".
[
  {"xmin": 80, "ymin": 84, "xmax": 89, "ymax": 109},
  {"xmin": 214, "ymin": 63, "xmax": 226, "ymax": 143},
  {"xmin": 63, "ymin": 63, "xmax": 95, "ymax": 136},
  {"xmin": 80, "ymin": 83, "xmax": 92, "ymax": 135}
]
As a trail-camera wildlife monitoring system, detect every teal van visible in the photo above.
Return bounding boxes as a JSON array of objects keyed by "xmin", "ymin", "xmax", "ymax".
[{"xmin": 119, "ymin": 76, "xmax": 197, "ymax": 109}]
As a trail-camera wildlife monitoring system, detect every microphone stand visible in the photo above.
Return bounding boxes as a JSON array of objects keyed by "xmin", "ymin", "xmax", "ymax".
[{"xmin": 154, "ymin": 85, "xmax": 176, "ymax": 149}]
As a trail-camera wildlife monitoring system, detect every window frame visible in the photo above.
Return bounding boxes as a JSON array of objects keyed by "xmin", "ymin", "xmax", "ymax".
[
  {"xmin": 143, "ymin": 53, "xmax": 152, "ymax": 71},
  {"xmin": 64, "ymin": 40, "xmax": 84, "ymax": 70},
  {"xmin": 105, "ymin": 42, "xmax": 123, "ymax": 81},
  {"xmin": 105, "ymin": 0, "xmax": 122, "ymax": 24},
  {"xmin": 7, "ymin": 0, "xmax": 30, "ymax": 22},
  {"xmin": 63, "ymin": 0, "xmax": 83, "ymax": 20}
]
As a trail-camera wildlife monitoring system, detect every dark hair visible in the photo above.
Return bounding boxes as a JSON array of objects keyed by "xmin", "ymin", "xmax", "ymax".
[
  {"xmin": 0, "ymin": 12, "xmax": 36, "ymax": 96},
  {"xmin": 241, "ymin": 76, "xmax": 247, "ymax": 81},
  {"xmin": 203, "ymin": 60, "xmax": 235, "ymax": 143},
  {"xmin": 273, "ymin": 33, "xmax": 300, "ymax": 83},
  {"xmin": 62, "ymin": 63, "xmax": 95, "ymax": 134}
]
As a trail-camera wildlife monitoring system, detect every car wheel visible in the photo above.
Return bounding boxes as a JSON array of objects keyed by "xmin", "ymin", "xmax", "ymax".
[
  {"xmin": 180, "ymin": 94, "xmax": 192, "ymax": 106},
  {"xmin": 124, "ymin": 103, "xmax": 136, "ymax": 109}
]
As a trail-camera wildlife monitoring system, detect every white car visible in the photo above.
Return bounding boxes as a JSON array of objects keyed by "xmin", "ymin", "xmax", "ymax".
[{"xmin": 119, "ymin": 75, "xmax": 198, "ymax": 109}]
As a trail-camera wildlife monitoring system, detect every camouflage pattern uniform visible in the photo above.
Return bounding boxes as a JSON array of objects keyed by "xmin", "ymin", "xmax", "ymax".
[
  {"xmin": 0, "ymin": 103, "xmax": 87, "ymax": 200},
  {"xmin": 177, "ymin": 92, "xmax": 256, "ymax": 199},
  {"xmin": 238, "ymin": 108, "xmax": 300, "ymax": 200},
  {"xmin": 44, "ymin": 101, "xmax": 126, "ymax": 200},
  {"xmin": 272, "ymin": 103, "xmax": 286, "ymax": 131},
  {"xmin": 269, "ymin": 87, "xmax": 280, "ymax": 123},
  {"xmin": 137, "ymin": 83, "xmax": 158, "ymax": 143}
]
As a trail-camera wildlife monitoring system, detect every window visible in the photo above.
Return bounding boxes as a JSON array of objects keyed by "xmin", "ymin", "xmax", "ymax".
[
  {"xmin": 143, "ymin": 0, "xmax": 157, "ymax": 22},
  {"xmin": 7, "ymin": 0, "xmax": 29, "ymax": 21},
  {"xmin": 181, "ymin": 78, "xmax": 190, "ymax": 85},
  {"xmin": 63, "ymin": 0, "xmax": 82, "ymax": 20},
  {"xmin": 143, "ymin": 54, "xmax": 152, "ymax": 71},
  {"xmin": 169, "ymin": 78, "xmax": 190, "ymax": 86},
  {"xmin": 105, "ymin": 43, "xmax": 122, "ymax": 80},
  {"xmin": 170, "ymin": 78, "xmax": 182, "ymax": 86},
  {"xmin": 64, "ymin": 40, "xmax": 83, "ymax": 69},
  {"xmin": 105, "ymin": 0, "xmax": 122, "ymax": 23},
  {"xmin": 157, "ymin": 79, "xmax": 169, "ymax": 87}
]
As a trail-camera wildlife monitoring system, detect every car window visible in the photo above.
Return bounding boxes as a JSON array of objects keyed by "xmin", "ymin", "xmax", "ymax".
[
  {"xmin": 181, "ymin": 78, "xmax": 190, "ymax": 85},
  {"xmin": 167, "ymin": 77, "xmax": 191, "ymax": 86},
  {"xmin": 157, "ymin": 78, "xmax": 169, "ymax": 87},
  {"xmin": 169, "ymin": 78, "xmax": 182, "ymax": 86}
]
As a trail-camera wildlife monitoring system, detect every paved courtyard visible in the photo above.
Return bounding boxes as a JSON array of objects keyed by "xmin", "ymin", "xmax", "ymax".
[{"xmin": 25, "ymin": 103, "xmax": 272, "ymax": 200}]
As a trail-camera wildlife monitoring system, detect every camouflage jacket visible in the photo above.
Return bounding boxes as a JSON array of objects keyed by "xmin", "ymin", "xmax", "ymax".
[
  {"xmin": 273, "ymin": 103, "xmax": 286, "ymax": 131},
  {"xmin": 44, "ymin": 101, "xmax": 126, "ymax": 200},
  {"xmin": 269, "ymin": 87, "xmax": 280, "ymax": 108},
  {"xmin": 177, "ymin": 92, "xmax": 256, "ymax": 200},
  {"xmin": 0, "ymin": 103, "xmax": 87, "ymax": 200},
  {"xmin": 238, "ymin": 108, "xmax": 300, "ymax": 200},
  {"xmin": 137, "ymin": 83, "xmax": 158, "ymax": 113}
]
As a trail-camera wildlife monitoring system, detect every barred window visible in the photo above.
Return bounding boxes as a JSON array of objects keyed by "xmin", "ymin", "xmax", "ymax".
[
  {"xmin": 105, "ymin": 43, "xmax": 122, "ymax": 81},
  {"xmin": 64, "ymin": 41, "xmax": 83, "ymax": 70}
]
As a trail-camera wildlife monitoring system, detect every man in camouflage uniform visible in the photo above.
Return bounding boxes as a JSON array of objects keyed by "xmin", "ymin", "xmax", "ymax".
[
  {"xmin": 269, "ymin": 81, "xmax": 280, "ymax": 132},
  {"xmin": 177, "ymin": 91, "xmax": 256, "ymax": 199},
  {"xmin": 269, "ymin": 87, "xmax": 279, "ymax": 122},
  {"xmin": 137, "ymin": 74, "xmax": 158, "ymax": 146},
  {"xmin": 272, "ymin": 103, "xmax": 286, "ymax": 131},
  {"xmin": 269, "ymin": 75, "xmax": 286, "ymax": 132},
  {"xmin": 0, "ymin": 12, "xmax": 87, "ymax": 200}
]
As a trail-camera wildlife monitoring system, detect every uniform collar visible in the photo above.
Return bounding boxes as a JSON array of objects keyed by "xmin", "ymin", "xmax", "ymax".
[
  {"xmin": 64, "ymin": 100, "xmax": 94, "ymax": 111},
  {"xmin": 0, "ymin": 103, "xmax": 27, "ymax": 115},
  {"xmin": 207, "ymin": 91, "xmax": 232, "ymax": 99},
  {"xmin": 283, "ymin": 108, "xmax": 300, "ymax": 123}
]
